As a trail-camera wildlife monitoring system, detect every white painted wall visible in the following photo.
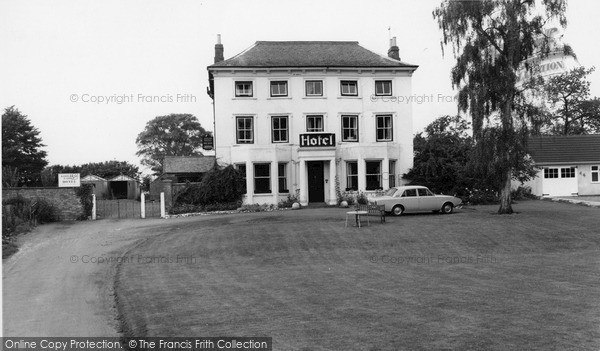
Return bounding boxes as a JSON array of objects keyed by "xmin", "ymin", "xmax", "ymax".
[{"xmin": 211, "ymin": 69, "xmax": 415, "ymax": 205}]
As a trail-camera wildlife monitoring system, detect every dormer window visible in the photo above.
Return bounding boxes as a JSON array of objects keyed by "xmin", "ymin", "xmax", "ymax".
[
  {"xmin": 235, "ymin": 81, "xmax": 253, "ymax": 97},
  {"xmin": 340, "ymin": 80, "xmax": 358, "ymax": 96},
  {"xmin": 270, "ymin": 81, "xmax": 288, "ymax": 97}
]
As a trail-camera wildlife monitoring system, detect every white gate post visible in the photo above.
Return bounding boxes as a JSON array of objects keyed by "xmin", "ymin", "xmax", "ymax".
[
  {"xmin": 160, "ymin": 192, "xmax": 166, "ymax": 218},
  {"xmin": 140, "ymin": 192, "xmax": 146, "ymax": 219},
  {"xmin": 91, "ymin": 194, "xmax": 97, "ymax": 220}
]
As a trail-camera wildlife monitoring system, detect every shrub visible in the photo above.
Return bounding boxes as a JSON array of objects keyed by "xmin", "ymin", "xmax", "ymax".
[
  {"xmin": 169, "ymin": 200, "xmax": 242, "ymax": 215},
  {"xmin": 238, "ymin": 203, "xmax": 276, "ymax": 212},
  {"xmin": 174, "ymin": 165, "xmax": 245, "ymax": 206},
  {"xmin": 75, "ymin": 183, "xmax": 94, "ymax": 220},
  {"xmin": 511, "ymin": 186, "xmax": 537, "ymax": 200},
  {"xmin": 32, "ymin": 198, "xmax": 59, "ymax": 223},
  {"xmin": 356, "ymin": 191, "xmax": 369, "ymax": 205},
  {"xmin": 278, "ymin": 193, "xmax": 299, "ymax": 208},
  {"xmin": 462, "ymin": 188, "xmax": 499, "ymax": 205}
]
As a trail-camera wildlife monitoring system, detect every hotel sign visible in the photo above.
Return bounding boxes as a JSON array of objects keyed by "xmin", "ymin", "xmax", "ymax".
[
  {"xmin": 58, "ymin": 173, "xmax": 80, "ymax": 187},
  {"xmin": 300, "ymin": 133, "xmax": 336, "ymax": 147}
]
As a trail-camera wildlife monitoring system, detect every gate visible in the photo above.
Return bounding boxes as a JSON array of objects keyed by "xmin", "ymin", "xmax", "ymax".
[{"xmin": 94, "ymin": 194, "xmax": 163, "ymax": 219}]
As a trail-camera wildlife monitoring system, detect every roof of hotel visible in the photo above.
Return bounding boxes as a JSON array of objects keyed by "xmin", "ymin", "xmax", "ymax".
[
  {"xmin": 208, "ymin": 41, "xmax": 418, "ymax": 69},
  {"xmin": 528, "ymin": 134, "xmax": 600, "ymax": 165}
]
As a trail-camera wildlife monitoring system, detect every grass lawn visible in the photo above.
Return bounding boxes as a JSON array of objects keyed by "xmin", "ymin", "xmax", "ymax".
[{"xmin": 115, "ymin": 200, "xmax": 600, "ymax": 350}]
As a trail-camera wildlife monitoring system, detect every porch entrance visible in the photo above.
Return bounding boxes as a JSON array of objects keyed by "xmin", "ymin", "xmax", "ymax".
[{"xmin": 307, "ymin": 161, "xmax": 325, "ymax": 203}]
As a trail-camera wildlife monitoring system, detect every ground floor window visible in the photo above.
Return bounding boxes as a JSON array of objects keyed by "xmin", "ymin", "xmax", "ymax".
[
  {"xmin": 592, "ymin": 166, "xmax": 599, "ymax": 182},
  {"xmin": 389, "ymin": 160, "xmax": 396, "ymax": 188},
  {"xmin": 544, "ymin": 168, "xmax": 559, "ymax": 179},
  {"xmin": 366, "ymin": 160, "xmax": 382, "ymax": 190},
  {"xmin": 561, "ymin": 167, "xmax": 576, "ymax": 178},
  {"xmin": 254, "ymin": 163, "xmax": 271, "ymax": 194},
  {"xmin": 235, "ymin": 163, "xmax": 247, "ymax": 193},
  {"xmin": 278, "ymin": 163, "xmax": 288, "ymax": 193},
  {"xmin": 346, "ymin": 161, "xmax": 358, "ymax": 191}
]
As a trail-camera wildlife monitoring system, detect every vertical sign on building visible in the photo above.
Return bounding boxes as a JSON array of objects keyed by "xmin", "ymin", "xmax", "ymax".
[{"xmin": 58, "ymin": 173, "xmax": 81, "ymax": 187}]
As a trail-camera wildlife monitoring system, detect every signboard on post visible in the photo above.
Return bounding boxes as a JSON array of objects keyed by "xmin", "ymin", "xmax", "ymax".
[
  {"xmin": 202, "ymin": 135, "xmax": 214, "ymax": 150},
  {"xmin": 58, "ymin": 173, "xmax": 81, "ymax": 187}
]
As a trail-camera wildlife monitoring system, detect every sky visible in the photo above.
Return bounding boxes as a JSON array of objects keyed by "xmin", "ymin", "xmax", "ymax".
[{"xmin": 1, "ymin": 0, "xmax": 599, "ymax": 175}]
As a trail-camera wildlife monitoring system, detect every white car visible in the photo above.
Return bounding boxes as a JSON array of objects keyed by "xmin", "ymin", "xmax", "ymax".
[{"xmin": 374, "ymin": 185, "xmax": 462, "ymax": 216}]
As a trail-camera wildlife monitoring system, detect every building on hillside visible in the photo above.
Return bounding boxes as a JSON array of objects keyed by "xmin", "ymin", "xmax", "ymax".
[
  {"xmin": 207, "ymin": 36, "xmax": 418, "ymax": 205},
  {"xmin": 80, "ymin": 174, "xmax": 108, "ymax": 199},
  {"xmin": 517, "ymin": 134, "xmax": 600, "ymax": 197}
]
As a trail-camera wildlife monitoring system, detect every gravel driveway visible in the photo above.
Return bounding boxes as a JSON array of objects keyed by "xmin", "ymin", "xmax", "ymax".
[{"xmin": 3, "ymin": 218, "xmax": 166, "ymax": 336}]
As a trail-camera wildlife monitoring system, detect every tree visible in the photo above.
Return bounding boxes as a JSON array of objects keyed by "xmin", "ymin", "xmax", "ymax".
[
  {"xmin": 404, "ymin": 115, "xmax": 473, "ymax": 195},
  {"xmin": 433, "ymin": 0, "xmax": 569, "ymax": 214},
  {"xmin": 542, "ymin": 66, "xmax": 600, "ymax": 134},
  {"xmin": 136, "ymin": 114, "xmax": 209, "ymax": 174},
  {"xmin": 2, "ymin": 106, "xmax": 48, "ymax": 186}
]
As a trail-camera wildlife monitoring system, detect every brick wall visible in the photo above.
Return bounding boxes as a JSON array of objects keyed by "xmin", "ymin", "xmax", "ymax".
[{"xmin": 2, "ymin": 187, "xmax": 84, "ymax": 221}]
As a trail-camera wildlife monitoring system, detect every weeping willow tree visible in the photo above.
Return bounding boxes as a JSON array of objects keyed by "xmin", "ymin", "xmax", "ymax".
[{"xmin": 433, "ymin": 0, "xmax": 571, "ymax": 214}]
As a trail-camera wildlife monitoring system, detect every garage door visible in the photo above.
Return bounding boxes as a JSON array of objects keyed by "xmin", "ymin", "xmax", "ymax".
[{"xmin": 542, "ymin": 167, "xmax": 578, "ymax": 196}]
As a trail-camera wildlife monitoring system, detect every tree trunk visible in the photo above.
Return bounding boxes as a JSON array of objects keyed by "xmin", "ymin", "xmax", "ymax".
[{"xmin": 498, "ymin": 167, "xmax": 513, "ymax": 214}]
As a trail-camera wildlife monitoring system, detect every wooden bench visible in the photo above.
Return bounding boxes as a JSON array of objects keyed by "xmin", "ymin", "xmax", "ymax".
[{"xmin": 356, "ymin": 204, "xmax": 386, "ymax": 224}]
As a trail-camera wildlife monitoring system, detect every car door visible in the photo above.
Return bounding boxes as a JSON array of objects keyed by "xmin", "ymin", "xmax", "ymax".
[
  {"xmin": 417, "ymin": 188, "xmax": 439, "ymax": 211},
  {"xmin": 400, "ymin": 189, "xmax": 419, "ymax": 212}
]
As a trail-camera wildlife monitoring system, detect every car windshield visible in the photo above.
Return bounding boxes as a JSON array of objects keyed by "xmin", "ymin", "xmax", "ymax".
[{"xmin": 385, "ymin": 188, "xmax": 397, "ymax": 197}]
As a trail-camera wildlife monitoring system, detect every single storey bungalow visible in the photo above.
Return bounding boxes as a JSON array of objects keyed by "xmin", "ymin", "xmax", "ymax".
[{"xmin": 520, "ymin": 134, "xmax": 600, "ymax": 197}]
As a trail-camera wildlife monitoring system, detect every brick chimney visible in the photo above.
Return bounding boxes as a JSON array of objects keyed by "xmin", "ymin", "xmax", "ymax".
[
  {"xmin": 214, "ymin": 34, "xmax": 224, "ymax": 63},
  {"xmin": 388, "ymin": 36, "xmax": 400, "ymax": 61}
]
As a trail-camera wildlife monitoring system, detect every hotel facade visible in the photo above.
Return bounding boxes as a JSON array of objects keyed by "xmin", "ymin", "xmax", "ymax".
[{"xmin": 207, "ymin": 37, "xmax": 418, "ymax": 205}]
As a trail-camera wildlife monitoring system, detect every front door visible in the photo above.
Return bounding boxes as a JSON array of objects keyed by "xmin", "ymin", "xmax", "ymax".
[{"xmin": 307, "ymin": 161, "xmax": 325, "ymax": 203}]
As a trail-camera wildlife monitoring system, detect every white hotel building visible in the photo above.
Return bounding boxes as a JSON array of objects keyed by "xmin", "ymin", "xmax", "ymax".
[{"xmin": 207, "ymin": 37, "xmax": 418, "ymax": 206}]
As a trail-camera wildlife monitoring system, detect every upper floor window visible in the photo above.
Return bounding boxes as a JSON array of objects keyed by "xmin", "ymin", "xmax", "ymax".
[
  {"xmin": 235, "ymin": 81, "xmax": 253, "ymax": 97},
  {"xmin": 375, "ymin": 80, "xmax": 392, "ymax": 96},
  {"xmin": 270, "ymin": 81, "xmax": 288, "ymax": 97},
  {"xmin": 376, "ymin": 115, "xmax": 393, "ymax": 141},
  {"xmin": 306, "ymin": 115, "xmax": 324, "ymax": 132},
  {"xmin": 341, "ymin": 115, "xmax": 358, "ymax": 142},
  {"xmin": 305, "ymin": 80, "xmax": 323, "ymax": 96},
  {"xmin": 271, "ymin": 116, "xmax": 289, "ymax": 143},
  {"xmin": 340, "ymin": 80, "xmax": 358, "ymax": 96},
  {"xmin": 236, "ymin": 116, "xmax": 254, "ymax": 144}
]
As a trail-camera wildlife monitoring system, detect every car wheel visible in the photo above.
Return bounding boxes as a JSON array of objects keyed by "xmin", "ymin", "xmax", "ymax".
[
  {"xmin": 392, "ymin": 205, "xmax": 404, "ymax": 216},
  {"xmin": 441, "ymin": 202, "xmax": 454, "ymax": 214}
]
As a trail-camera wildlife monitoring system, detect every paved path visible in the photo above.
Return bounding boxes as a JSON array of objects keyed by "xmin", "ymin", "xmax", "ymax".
[
  {"xmin": 550, "ymin": 196, "xmax": 600, "ymax": 207},
  {"xmin": 3, "ymin": 218, "xmax": 166, "ymax": 336}
]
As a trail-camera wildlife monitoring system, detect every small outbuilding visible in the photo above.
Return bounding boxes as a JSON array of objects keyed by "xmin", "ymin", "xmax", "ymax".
[
  {"xmin": 108, "ymin": 174, "xmax": 141, "ymax": 199},
  {"xmin": 519, "ymin": 134, "xmax": 600, "ymax": 197},
  {"xmin": 149, "ymin": 156, "xmax": 216, "ymax": 201},
  {"xmin": 81, "ymin": 174, "xmax": 109, "ymax": 199}
]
